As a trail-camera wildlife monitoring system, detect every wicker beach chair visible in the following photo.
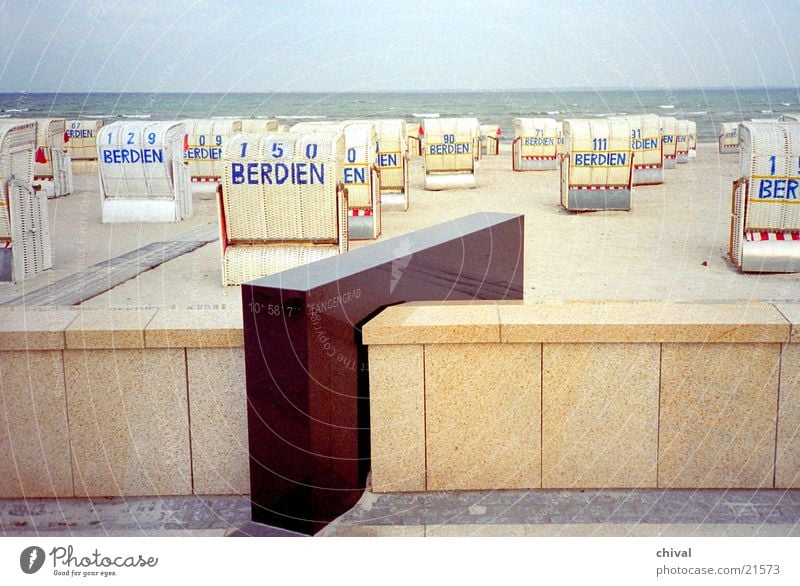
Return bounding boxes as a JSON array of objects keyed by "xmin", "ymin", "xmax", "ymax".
[
  {"xmin": 616, "ymin": 114, "xmax": 663, "ymax": 185},
  {"xmin": 512, "ymin": 118, "xmax": 559, "ymax": 171},
  {"xmin": 480, "ymin": 124, "xmax": 501, "ymax": 156},
  {"xmin": 422, "ymin": 118, "xmax": 478, "ymax": 190},
  {"xmin": 65, "ymin": 120, "xmax": 103, "ymax": 174},
  {"xmin": 729, "ymin": 121, "xmax": 800, "ymax": 272},
  {"xmin": 184, "ymin": 119, "xmax": 243, "ymax": 183},
  {"xmin": 675, "ymin": 120, "xmax": 690, "ymax": 164},
  {"xmin": 560, "ymin": 118, "xmax": 634, "ymax": 211},
  {"xmin": 719, "ymin": 122, "xmax": 739, "ymax": 154},
  {"xmin": 32, "ymin": 118, "xmax": 73, "ymax": 198},
  {"xmin": 687, "ymin": 121, "xmax": 697, "ymax": 158},
  {"xmin": 292, "ymin": 121, "xmax": 382, "ymax": 239},
  {"xmin": 660, "ymin": 116, "xmax": 678, "ymax": 169},
  {"xmin": 218, "ymin": 131, "xmax": 348, "ymax": 286},
  {"xmin": 98, "ymin": 121, "xmax": 192, "ymax": 223},
  {"xmin": 0, "ymin": 120, "xmax": 52, "ymax": 282},
  {"xmin": 240, "ymin": 119, "xmax": 279, "ymax": 134}
]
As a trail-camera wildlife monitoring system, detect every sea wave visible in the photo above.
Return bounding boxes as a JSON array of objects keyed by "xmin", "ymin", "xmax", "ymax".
[
  {"xmin": 0, "ymin": 114, "xmax": 11, "ymax": 118},
  {"xmin": 413, "ymin": 112, "xmax": 440, "ymax": 118},
  {"xmin": 121, "ymin": 114, "xmax": 151, "ymax": 119},
  {"xmin": 4, "ymin": 108, "xmax": 29, "ymax": 112},
  {"xmin": 781, "ymin": 102, "xmax": 791, "ymax": 106},
  {"xmin": 546, "ymin": 110, "xmax": 560, "ymax": 115},
  {"xmin": 760, "ymin": 109, "xmax": 773, "ymax": 114},
  {"xmin": 659, "ymin": 105, "xmax": 675, "ymax": 109},
  {"xmin": 684, "ymin": 111, "xmax": 708, "ymax": 115},
  {"xmin": 275, "ymin": 115, "xmax": 326, "ymax": 120},
  {"xmin": 83, "ymin": 114, "xmax": 110, "ymax": 119}
]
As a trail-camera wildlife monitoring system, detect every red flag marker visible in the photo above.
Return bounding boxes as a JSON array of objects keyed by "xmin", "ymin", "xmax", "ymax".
[
  {"xmin": 496, "ymin": 128, "xmax": 502, "ymax": 136},
  {"xmin": 35, "ymin": 147, "xmax": 48, "ymax": 164},
  {"xmin": 418, "ymin": 124, "xmax": 424, "ymax": 136},
  {"xmin": 63, "ymin": 131, "xmax": 70, "ymax": 144},
  {"xmin": 183, "ymin": 134, "xmax": 189, "ymax": 152}
]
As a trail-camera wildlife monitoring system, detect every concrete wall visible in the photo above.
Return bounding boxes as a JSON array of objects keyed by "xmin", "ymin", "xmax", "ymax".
[
  {"xmin": 0, "ymin": 307, "xmax": 248, "ymax": 498},
  {"xmin": 364, "ymin": 301, "xmax": 800, "ymax": 492}
]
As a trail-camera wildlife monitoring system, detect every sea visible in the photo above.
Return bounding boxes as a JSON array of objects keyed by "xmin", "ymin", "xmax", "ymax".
[{"xmin": 1, "ymin": 88, "xmax": 799, "ymax": 143}]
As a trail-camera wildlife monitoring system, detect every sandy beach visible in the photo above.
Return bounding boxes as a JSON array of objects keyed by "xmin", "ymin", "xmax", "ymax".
[{"xmin": 1, "ymin": 142, "xmax": 798, "ymax": 308}]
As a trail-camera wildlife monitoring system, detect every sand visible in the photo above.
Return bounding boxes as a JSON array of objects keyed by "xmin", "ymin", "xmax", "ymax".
[{"xmin": 1, "ymin": 142, "xmax": 798, "ymax": 309}]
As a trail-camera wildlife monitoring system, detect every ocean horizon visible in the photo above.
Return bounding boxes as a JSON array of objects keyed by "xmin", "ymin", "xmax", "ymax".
[{"xmin": 2, "ymin": 87, "xmax": 799, "ymax": 143}]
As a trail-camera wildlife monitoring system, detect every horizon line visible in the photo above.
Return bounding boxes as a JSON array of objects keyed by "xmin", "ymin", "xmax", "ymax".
[{"xmin": 2, "ymin": 86, "xmax": 800, "ymax": 95}]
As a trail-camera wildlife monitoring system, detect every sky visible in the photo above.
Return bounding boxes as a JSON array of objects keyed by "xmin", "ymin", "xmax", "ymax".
[{"xmin": 1, "ymin": 0, "xmax": 799, "ymax": 93}]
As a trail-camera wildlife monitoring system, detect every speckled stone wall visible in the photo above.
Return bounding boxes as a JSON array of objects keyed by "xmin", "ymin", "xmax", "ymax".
[{"xmin": 364, "ymin": 300, "xmax": 800, "ymax": 491}]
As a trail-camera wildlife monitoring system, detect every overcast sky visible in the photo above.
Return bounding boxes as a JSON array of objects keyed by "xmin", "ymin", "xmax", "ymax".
[{"xmin": 1, "ymin": 0, "xmax": 799, "ymax": 93}]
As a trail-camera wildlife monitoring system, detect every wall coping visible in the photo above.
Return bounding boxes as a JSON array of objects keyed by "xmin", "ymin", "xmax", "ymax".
[
  {"xmin": 363, "ymin": 301, "xmax": 800, "ymax": 345},
  {"xmin": 2, "ymin": 301, "xmax": 798, "ymax": 351},
  {"xmin": 0, "ymin": 306, "xmax": 244, "ymax": 350}
]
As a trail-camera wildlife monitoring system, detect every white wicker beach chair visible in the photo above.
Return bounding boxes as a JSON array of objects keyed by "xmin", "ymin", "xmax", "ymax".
[
  {"xmin": 620, "ymin": 114, "xmax": 663, "ymax": 185},
  {"xmin": 687, "ymin": 121, "xmax": 697, "ymax": 158},
  {"xmin": 32, "ymin": 118, "xmax": 73, "ymax": 198},
  {"xmin": 422, "ymin": 118, "xmax": 478, "ymax": 190},
  {"xmin": 718, "ymin": 122, "xmax": 739, "ymax": 154},
  {"xmin": 675, "ymin": 120, "xmax": 690, "ymax": 164},
  {"xmin": 406, "ymin": 123, "xmax": 422, "ymax": 158},
  {"xmin": 240, "ymin": 119, "xmax": 279, "ymax": 134},
  {"xmin": 65, "ymin": 120, "xmax": 103, "ymax": 174},
  {"xmin": 184, "ymin": 119, "xmax": 243, "ymax": 182},
  {"xmin": 291, "ymin": 121, "xmax": 381, "ymax": 239},
  {"xmin": 0, "ymin": 120, "xmax": 52, "ymax": 282},
  {"xmin": 480, "ymin": 124, "xmax": 501, "ymax": 156},
  {"xmin": 370, "ymin": 119, "xmax": 409, "ymax": 211},
  {"xmin": 513, "ymin": 118, "xmax": 559, "ymax": 171},
  {"xmin": 98, "ymin": 121, "xmax": 192, "ymax": 223},
  {"xmin": 218, "ymin": 131, "xmax": 348, "ymax": 286},
  {"xmin": 560, "ymin": 118, "xmax": 634, "ymax": 211},
  {"xmin": 660, "ymin": 116, "xmax": 678, "ymax": 169},
  {"xmin": 729, "ymin": 121, "xmax": 800, "ymax": 272}
]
